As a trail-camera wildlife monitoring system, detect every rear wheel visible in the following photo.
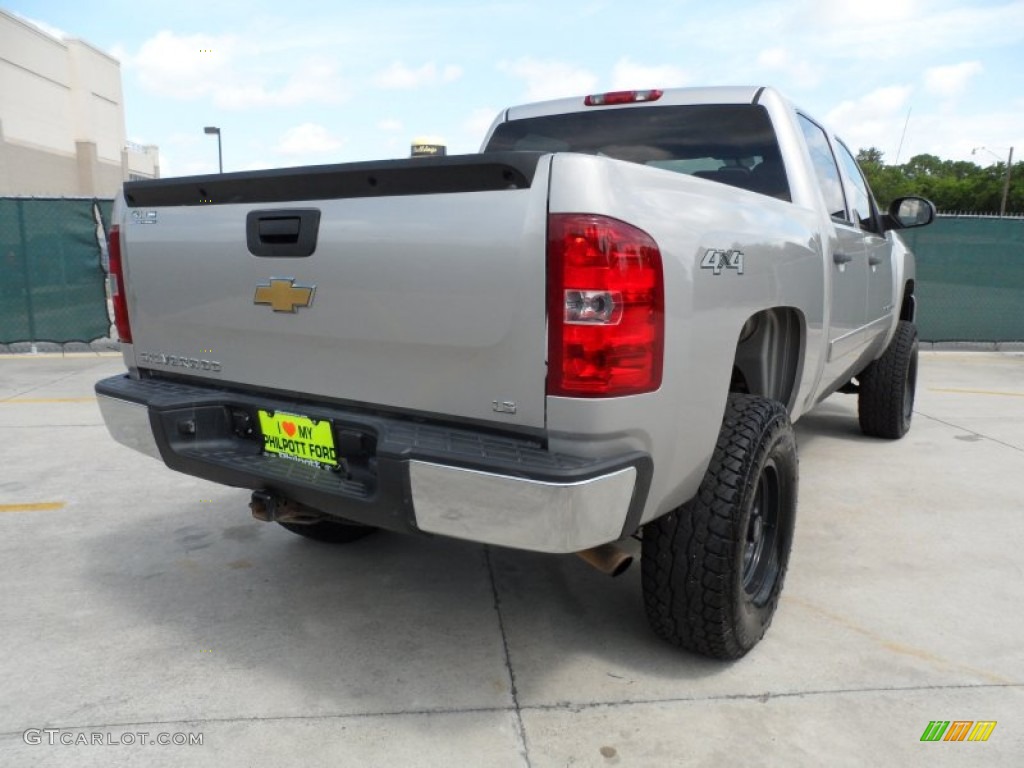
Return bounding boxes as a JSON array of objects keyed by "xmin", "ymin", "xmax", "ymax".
[
  {"xmin": 858, "ymin": 320, "xmax": 918, "ymax": 439},
  {"xmin": 278, "ymin": 519, "xmax": 377, "ymax": 544},
  {"xmin": 641, "ymin": 394, "xmax": 798, "ymax": 660}
]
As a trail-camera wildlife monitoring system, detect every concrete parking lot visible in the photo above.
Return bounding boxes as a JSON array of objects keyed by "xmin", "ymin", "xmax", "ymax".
[{"xmin": 1, "ymin": 350, "xmax": 1022, "ymax": 767}]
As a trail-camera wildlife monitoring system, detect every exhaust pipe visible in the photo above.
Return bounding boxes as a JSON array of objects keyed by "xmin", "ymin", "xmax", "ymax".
[
  {"xmin": 249, "ymin": 491, "xmax": 325, "ymax": 525},
  {"xmin": 576, "ymin": 543, "xmax": 633, "ymax": 577}
]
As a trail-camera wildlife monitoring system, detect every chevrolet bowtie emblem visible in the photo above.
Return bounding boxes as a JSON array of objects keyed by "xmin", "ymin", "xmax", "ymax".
[{"xmin": 254, "ymin": 278, "xmax": 316, "ymax": 313}]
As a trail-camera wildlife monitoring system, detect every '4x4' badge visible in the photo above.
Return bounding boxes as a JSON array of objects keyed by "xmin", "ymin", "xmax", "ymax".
[{"xmin": 701, "ymin": 249, "xmax": 745, "ymax": 275}]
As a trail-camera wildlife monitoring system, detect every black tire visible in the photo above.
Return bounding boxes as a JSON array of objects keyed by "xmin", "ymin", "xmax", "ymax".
[
  {"xmin": 641, "ymin": 394, "xmax": 798, "ymax": 660},
  {"xmin": 278, "ymin": 519, "xmax": 377, "ymax": 544},
  {"xmin": 858, "ymin": 320, "xmax": 918, "ymax": 439}
]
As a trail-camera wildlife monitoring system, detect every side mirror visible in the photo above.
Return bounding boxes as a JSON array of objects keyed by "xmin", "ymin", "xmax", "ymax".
[{"xmin": 886, "ymin": 197, "xmax": 936, "ymax": 230}]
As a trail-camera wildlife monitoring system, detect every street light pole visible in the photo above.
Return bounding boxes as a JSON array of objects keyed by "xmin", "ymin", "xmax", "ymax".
[
  {"xmin": 999, "ymin": 146, "xmax": 1013, "ymax": 218},
  {"xmin": 204, "ymin": 126, "xmax": 223, "ymax": 173},
  {"xmin": 972, "ymin": 145, "xmax": 1014, "ymax": 216}
]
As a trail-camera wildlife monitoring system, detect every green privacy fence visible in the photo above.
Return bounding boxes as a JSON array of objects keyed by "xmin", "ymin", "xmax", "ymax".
[
  {"xmin": 901, "ymin": 215, "xmax": 1024, "ymax": 342},
  {"xmin": 0, "ymin": 197, "xmax": 112, "ymax": 345},
  {"xmin": 0, "ymin": 201, "xmax": 1021, "ymax": 346}
]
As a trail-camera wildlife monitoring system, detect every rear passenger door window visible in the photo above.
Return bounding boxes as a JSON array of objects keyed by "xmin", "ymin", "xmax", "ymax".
[
  {"xmin": 834, "ymin": 140, "xmax": 879, "ymax": 233},
  {"xmin": 835, "ymin": 140, "xmax": 895, "ymax": 329},
  {"xmin": 797, "ymin": 114, "xmax": 847, "ymax": 220}
]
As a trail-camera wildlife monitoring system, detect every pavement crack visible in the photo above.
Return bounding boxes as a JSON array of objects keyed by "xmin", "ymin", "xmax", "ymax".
[
  {"xmin": 916, "ymin": 410, "xmax": 1024, "ymax": 453},
  {"xmin": 0, "ymin": 705, "xmax": 514, "ymax": 738},
  {"xmin": 1, "ymin": 360, "xmax": 110, "ymax": 403},
  {"xmin": 4, "ymin": 424, "xmax": 105, "ymax": 429},
  {"xmin": 517, "ymin": 681, "xmax": 1024, "ymax": 714},
  {"xmin": 4, "ymin": 682, "xmax": 1019, "ymax": 740},
  {"xmin": 484, "ymin": 545, "xmax": 532, "ymax": 768}
]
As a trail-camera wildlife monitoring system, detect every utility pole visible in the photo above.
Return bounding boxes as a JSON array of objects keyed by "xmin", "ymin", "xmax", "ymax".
[
  {"xmin": 972, "ymin": 145, "xmax": 1015, "ymax": 216},
  {"xmin": 1000, "ymin": 146, "xmax": 1013, "ymax": 217}
]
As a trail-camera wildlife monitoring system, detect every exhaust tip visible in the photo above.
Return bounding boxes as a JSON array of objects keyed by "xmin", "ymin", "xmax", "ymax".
[
  {"xmin": 576, "ymin": 543, "xmax": 634, "ymax": 578},
  {"xmin": 249, "ymin": 491, "xmax": 325, "ymax": 525}
]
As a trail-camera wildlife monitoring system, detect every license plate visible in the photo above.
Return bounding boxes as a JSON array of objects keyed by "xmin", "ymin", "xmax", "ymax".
[{"xmin": 257, "ymin": 410, "xmax": 338, "ymax": 469}]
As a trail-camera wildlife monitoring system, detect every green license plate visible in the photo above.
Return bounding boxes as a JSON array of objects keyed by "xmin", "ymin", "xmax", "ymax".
[{"xmin": 257, "ymin": 410, "xmax": 338, "ymax": 469}]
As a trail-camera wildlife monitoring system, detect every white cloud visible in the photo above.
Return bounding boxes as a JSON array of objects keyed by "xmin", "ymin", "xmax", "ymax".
[
  {"xmin": 924, "ymin": 61, "xmax": 984, "ymax": 99},
  {"xmin": 825, "ymin": 85, "xmax": 914, "ymax": 159},
  {"xmin": 610, "ymin": 58, "xmax": 690, "ymax": 91},
  {"xmin": 374, "ymin": 61, "xmax": 462, "ymax": 89},
  {"xmin": 797, "ymin": 0, "xmax": 1024, "ymax": 61},
  {"xmin": 276, "ymin": 123, "xmax": 345, "ymax": 156},
  {"xmin": 816, "ymin": 87, "xmax": 1023, "ymax": 164},
  {"xmin": 126, "ymin": 31, "xmax": 237, "ymax": 99},
  {"xmin": 896, "ymin": 106, "xmax": 1024, "ymax": 163},
  {"xmin": 827, "ymin": 85, "xmax": 913, "ymax": 124},
  {"xmin": 806, "ymin": 0, "xmax": 921, "ymax": 27},
  {"xmin": 92, "ymin": 4, "xmax": 1024, "ymax": 177},
  {"xmin": 214, "ymin": 58, "xmax": 349, "ymax": 109},
  {"xmin": 755, "ymin": 47, "xmax": 821, "ymax": 90},
  {"xmin": 121, "ymin": 31, "xmax": 348, "ymax": 109},
  {"xmin": 499, "ymin": 58, "xmax": 598, "ymax": 102},
  {"xmin": 277, "ymin": 58, "xmax": 349, "ymax": 106}
]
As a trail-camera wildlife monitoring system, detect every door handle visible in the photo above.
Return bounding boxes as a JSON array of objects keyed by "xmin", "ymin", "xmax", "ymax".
[
  {"xmin": 868, "ymin": 253, "xmax": 884, "ymax": 266},
  {"xmin": 833, "ymin": 252, "xmax": 853, "ymax": 265}
]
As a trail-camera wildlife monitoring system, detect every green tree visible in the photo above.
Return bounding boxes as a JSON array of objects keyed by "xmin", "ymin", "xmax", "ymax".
[{"xmin": 857, "ymin": 147, "xmax": 1021, "ymax": 214}]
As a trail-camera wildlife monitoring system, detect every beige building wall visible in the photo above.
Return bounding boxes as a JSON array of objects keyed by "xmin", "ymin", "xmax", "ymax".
[{"xmin": 0, "ymin": 9, "xmax": 159, "ymax": 197}]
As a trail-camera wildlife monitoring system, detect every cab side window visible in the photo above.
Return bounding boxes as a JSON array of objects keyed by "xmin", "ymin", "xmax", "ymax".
[
  {"xmin": 834, "ymin": 140, "xmax": 880, "ymax": 233},
  {"xmin": 797, "ymin": 114, "xmax": 847, "ymax": 221}
]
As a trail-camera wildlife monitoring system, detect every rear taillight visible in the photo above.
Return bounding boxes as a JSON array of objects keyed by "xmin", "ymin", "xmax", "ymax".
[
  {"xmin": 107, "ymin": 224, "xmax": 132, "ymax": 343},
  {"xmin": 547, "ymin": 214, "xmax": 663, "ymax": 397}
]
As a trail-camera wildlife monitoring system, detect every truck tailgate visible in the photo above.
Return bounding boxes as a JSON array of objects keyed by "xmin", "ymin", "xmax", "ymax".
[{"xmin": 120, "ymin": 153, "xmax": 550, "ymax": 429}]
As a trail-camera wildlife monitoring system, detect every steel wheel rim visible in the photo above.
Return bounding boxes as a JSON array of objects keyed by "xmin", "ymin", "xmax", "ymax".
[{"xmin": 742, "ymin": 459, "xmax": 781, "ymax": 604}]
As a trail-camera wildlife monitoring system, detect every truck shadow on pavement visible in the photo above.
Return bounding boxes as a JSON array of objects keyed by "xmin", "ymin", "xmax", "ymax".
[
  {"xmin": 794, "ymin": 399, "xmax": 879, "ymax": 449},
  {"xmin": 82, "ymin": 501, "xmax": 733, "ymax": 725}
]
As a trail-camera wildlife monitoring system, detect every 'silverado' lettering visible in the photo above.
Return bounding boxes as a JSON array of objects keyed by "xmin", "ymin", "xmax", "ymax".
[{"xmin": 137, "ymin": 351, "xmax": 222, "ymax": 372}]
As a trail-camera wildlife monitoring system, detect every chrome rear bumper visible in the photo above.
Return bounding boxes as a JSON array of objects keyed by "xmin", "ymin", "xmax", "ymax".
[
  {"xmin": 95, "ymin": 375, "xmax": 651, "ymax": 553},
  {"xmin": 410, "ymin": 462, "xmax": 637, "ymax": 552},
  {"xmin": 97, "ymin": 393, "xmax": 161, "ymax": 460}
]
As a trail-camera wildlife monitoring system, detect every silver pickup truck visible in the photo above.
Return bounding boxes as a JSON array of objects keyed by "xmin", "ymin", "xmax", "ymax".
[{"xmin": 96, "ymin": 86, "xmax": 934, "ymax": 659}]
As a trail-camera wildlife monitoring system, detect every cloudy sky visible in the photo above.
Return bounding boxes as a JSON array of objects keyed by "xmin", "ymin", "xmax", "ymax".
[{"xmin": 10, "ymin": 0, "xmax": 1024, "ymax": 177}]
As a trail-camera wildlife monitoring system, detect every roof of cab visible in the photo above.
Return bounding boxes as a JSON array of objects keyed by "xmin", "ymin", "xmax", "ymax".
[{"xmin": 504, "ymin": 86, "xmax": 769, "ymax": 121}]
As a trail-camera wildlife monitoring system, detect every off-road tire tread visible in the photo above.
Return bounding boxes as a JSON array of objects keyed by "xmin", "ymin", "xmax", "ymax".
[
  {"xmin": 858, "ymin": 320, "xmax": 918, "ymax": 439},
  {"xmin": 641, "ymin": 394, "xmax": 796, "ymax": 660}
]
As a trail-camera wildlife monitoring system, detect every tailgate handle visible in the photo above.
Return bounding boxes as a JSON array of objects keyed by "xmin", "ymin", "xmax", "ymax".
[
  {"xmin": 259, "ymin": 217, "xmax": 300, "ymax": 240},
  {"xmin": 246, "ymin": 209, "xmax": 320, "ymax": 257}
]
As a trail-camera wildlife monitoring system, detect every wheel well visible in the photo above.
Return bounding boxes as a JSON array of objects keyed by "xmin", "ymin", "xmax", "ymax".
[
  {"xmin": 730, "ymin": 308, "xmax": 803, "ymax": 410},
  {"xmin": 900, "ymin": 279, "xmax": 916, "ymax": 322}
]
